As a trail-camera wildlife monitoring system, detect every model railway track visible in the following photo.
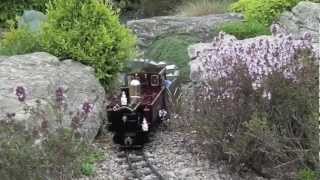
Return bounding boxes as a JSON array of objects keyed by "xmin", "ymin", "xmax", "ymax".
[{"xmin": 119, "ymin": 148, "xmax": 165, "ymax": 180}]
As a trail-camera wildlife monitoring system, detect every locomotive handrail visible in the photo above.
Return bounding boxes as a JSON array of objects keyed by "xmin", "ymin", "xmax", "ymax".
[
  {"xmin": 112, "ymin": 102, "xmax": 141, "ymax": 112},
  {"xmin": 151, "ymin": 87, "xmax": 165, "ymax": 106}
]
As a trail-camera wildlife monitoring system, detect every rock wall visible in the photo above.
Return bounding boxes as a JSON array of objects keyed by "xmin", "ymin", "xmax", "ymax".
[
  {"xmin": 127, "ymin": 13, "xmax": 243, "ymax": 49},
  {"xmin": 279, "ymin": 1, "xmax": 319, "ymax": 46},
  {"xmin": 0, "ymin": 52, "xmax": 106, "ymax": 141}
]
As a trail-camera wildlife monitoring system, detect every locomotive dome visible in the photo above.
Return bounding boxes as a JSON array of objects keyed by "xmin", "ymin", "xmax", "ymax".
[
  {"xmin": 130, "ymin": 79, "xmax": 141, "ymax": 86},
  {"xmin": 129, "ymin": 77, "xmax": 141, "ymax": 104}
]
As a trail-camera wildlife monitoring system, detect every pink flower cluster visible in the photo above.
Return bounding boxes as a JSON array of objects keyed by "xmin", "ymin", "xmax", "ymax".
[
  {"xmin": 197, "ymin": 27, "xmax": 316, "ymax": 87},
  {"xmin": 193, "ymin": 25, "xmax": 318, "ymax": 101}
]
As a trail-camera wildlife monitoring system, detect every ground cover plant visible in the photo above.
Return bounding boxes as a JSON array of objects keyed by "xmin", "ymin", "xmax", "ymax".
[
  {"xmin": 145, "ymin": 34, "xmax": 200, "ymax": 81},
  {"xmin": 180, "ymin": 28, "xmax": 319, "ymax": 179},
  {"xmin": 219, "ymin": 20, "xmax": 271, "ymax": 39},
  {"xmin": 0, "ymin": 86, "xmax": 104, "ymax": 179},
  {"xmin": 176, "ymin": 0, "xmax": 235, "ymax": 16}
]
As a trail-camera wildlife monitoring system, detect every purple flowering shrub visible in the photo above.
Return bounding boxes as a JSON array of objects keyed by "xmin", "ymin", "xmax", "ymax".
[
  {"xmin": 0, "ymin": 86, "xmax": 102, "ymax": 179},
  {"xmin": 186, "ymin": 26, "xmax": 319, "ymax": 178}
]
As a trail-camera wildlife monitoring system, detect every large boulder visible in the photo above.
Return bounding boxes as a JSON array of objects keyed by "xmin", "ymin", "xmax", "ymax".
[
  {"xmin": 279, "ymin": 1, "xmax": 320, "ymax": 45},
  {"xmin": 18, "ymin": 10, "xmax": 47, "ymax": 32},
  {"xmin": 0, "ymin": 52, "xmax": 106, "ymax": 141},
  {"xmin": 127, "ymin": 13, "xmax": 243, "ymax": 49}
]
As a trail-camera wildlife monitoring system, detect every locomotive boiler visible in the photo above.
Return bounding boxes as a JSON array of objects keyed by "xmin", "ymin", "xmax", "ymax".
[{"xmin": 107, "ymin": 60, "xmax": 178, "ymax": 146}]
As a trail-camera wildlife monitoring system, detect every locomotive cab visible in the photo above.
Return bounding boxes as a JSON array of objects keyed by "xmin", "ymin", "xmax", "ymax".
[{"xmin": 107, "ymin": 63, "xmax": 169, "ymax": 146}]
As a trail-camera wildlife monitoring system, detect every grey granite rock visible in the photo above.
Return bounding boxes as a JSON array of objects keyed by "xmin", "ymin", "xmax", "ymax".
[
  {"xmin": 279, "ymin": 1, "xmax": 320, "ymax": 45},
  {"xmin": 127, "ymin": 13, "xmax": 243, "ymax": 49},
  {"xmin": 0, "ymin": 52, "xmax": 106, "ymax": 141}
]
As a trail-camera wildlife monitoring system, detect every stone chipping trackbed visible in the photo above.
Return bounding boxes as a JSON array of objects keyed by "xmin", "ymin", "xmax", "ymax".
[{"xmin": 76, "ymin": 126, "xmax": 235, "ymax": 180}]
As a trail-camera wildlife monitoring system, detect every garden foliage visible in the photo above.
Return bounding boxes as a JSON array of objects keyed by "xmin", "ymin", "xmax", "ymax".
[
  {"xmin": 0, "ymin": 0, "xmax": 137, "ymax": 87},
  {"xmin": 145, "ymin": 34, "xmax": 200, "ymax": 81},
  {"xmin": 0, "ymin": 27, "xmax": 42, "ymax": 55},
  {"xmin": 176, "ymin": 0, "xmax": 235, "ymax": 16},
  {"xmin": 230, "ymin": 0, "xmax": 299, "ymax": 25},
  {"xmin": 182, "ymin": 28, "xmax": 319, "ymax": 178},
  {"xmin": 0, "ymin": 85, "xmax": 104, "ymax": 179},
  {"xmin": 0, "ymin": 0, "xmax": 47, "ymax": 26},
  {"xmin": 41, "ymin": 0, "xmax": 136, "ymax": 86},
  {"xmin": 219, "ymin": 20, "xmax": 270, "ymax": 39}
]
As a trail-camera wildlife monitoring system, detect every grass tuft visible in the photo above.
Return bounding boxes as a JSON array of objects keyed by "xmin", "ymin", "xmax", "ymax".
[{"xmin": 176, "ymin": 0, "xmax": 235, "ymax": 16}]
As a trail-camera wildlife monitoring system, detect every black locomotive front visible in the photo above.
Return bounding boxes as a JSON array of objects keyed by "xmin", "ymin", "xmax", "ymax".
[{"xmin": 107, "ymin": 104, "xmax": 149, "ymax": 146}]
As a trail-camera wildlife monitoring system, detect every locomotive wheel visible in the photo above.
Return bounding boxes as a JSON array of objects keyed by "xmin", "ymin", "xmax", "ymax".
[{"xmin": 113, "ymin": 133, "xmax": 123, "ymax": 144}]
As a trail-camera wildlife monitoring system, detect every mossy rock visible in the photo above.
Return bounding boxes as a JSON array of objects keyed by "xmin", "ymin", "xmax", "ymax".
[{"xmin": 144, "ymin": 34, "xmax": 200, "ymax": 81}]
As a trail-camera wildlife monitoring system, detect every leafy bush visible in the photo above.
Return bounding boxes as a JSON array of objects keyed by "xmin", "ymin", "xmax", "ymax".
[
  {"xmin": 176, "ymin": 0, "xmax": 235, "ymax": 16},
  {"xmin": 0, "ymin": 27, "xmax": 42, "ymax": 55},
  {"xmin": 41, "ymin": 0, "xmax": 136, "ymax": 86},
  {"xmin": 230, "ymin": 0, "xmax": 299, "ymax": 25},
  {"xmin": 145, "ymin": 34, "xmax": 200, "ymax": 81},
  {"xmin": 0, "ymin": 0, "xmax": 47, "ymax": 26},
  {"xmin": 219, "ymin": 20, "xmax": 270, "ymax": 39},
  {"xmin": 0, "ymin": 85, "xmax": 104, "ymax": 179},
  {"xmin": 180, "ymin": 29, "xmax": 319, "ymax": 178}
]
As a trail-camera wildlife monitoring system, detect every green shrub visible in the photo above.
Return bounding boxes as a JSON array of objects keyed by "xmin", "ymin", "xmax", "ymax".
[
  {"xmin": 176, "ymin": 0, "xmax": 235, "ymax": 16},
  {"xmin": 219, "ymin": 20, "xmax": 270, "ymax": 39},
  {"xmin": 298, "ymin": 168, "xmax": 319, "ymax": 180},
  {"xmin": 41, "ymin": 0, "xmax": 136, "ymax": 86},
  {"xmin": 145, "ymin": 34, "xmax": 200, "ymax": 81},
  {"xmin": 0, "ymin": 0, "xmax": 47, "ymax": 27},
  {"xmin": 230, "ymin": 0, "xmax": 299, "ymax": 25},
  {"xmin": 0, "ymin": 27, "xmax": 42, "ymax": 55}
]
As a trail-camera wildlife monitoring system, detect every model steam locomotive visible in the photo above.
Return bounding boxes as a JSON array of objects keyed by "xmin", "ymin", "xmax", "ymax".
[{"xmin": 107, "ymin": 60, "xmax": 178, "ymax": 146}]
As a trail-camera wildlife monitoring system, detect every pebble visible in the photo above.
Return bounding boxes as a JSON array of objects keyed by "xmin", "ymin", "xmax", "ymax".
[{"xmin": 74, "ymin": 128, "xmax": 266, "ymax": 180}]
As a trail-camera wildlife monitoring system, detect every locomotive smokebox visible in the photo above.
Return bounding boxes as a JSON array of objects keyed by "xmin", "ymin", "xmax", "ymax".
[{"xmin": 129, "ymin": 78, "xmax": 141, "ymax": 104}]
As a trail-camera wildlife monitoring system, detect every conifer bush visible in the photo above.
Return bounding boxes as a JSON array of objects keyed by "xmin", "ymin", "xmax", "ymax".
[{"xmin": 41, "ymin": 0, "xmax": 136, "ymax": 86}]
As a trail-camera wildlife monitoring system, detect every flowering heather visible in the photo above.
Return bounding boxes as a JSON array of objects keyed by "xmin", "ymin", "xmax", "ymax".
[
  {"xmin": 55, "ymin": 87, "xmax": 65, "ymax": 106},
  {"xmin": 15, "ymin": 86, "xmax": 26, "ymax": 102},
  {"xmin": 193, "ymin": 25, "xmax": 317, "ymax": 88},
  {"xmin": 187, "ymin": 25, "xmax": 319, "ymax": 177},
  {"xmin": 82, "ymin": 101, "xmax": 94, "ymax": 114}
]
